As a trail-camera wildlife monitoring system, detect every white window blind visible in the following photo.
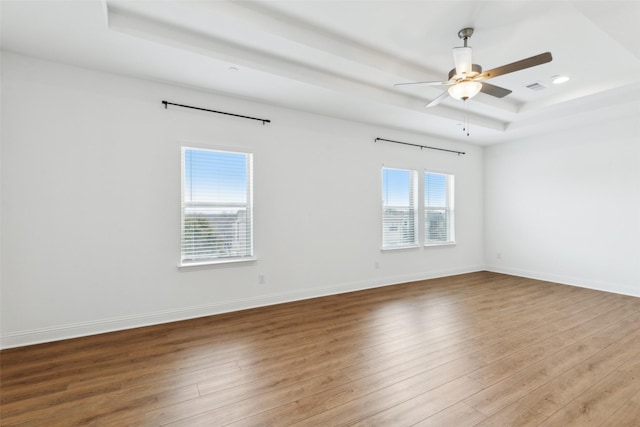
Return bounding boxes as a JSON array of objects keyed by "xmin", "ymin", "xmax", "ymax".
[
  {"xmin": 382, "ymin": 167, "xmax": 418, "ymax": 249},
  {"xmin": 424, "ymin": 171, "xmax": 455, "ymax": 245},
  {"xmin": 181, "ymin": 147, "xmax": 253, "ymax": 265}
]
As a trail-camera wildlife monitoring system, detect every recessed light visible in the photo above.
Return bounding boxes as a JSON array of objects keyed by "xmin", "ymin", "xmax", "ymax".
[{"xmin": 552, "ymin": 75, "xmax": 570, "ymax": 84}]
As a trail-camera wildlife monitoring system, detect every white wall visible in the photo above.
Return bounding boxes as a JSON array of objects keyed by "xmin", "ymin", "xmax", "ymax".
[
  {"xmin": 0, "ymin": 53, "xmax": 484, "ymax": 348},
  {"xmin": 484, "ymin": 117, "xmax": 640, "ymax": 297}
]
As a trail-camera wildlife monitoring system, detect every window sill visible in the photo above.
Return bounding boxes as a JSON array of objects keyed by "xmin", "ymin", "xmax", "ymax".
[
  {"xmin": 178, "ymin": 257, "xmax": 257, "ymax": 270},
  {"xmin": 424, "ymin": 242, "xmax": 456, "ymax": 248},
  {"xmin": 381, "ymin": 245, "xmax": 421, "ymax": 252}
]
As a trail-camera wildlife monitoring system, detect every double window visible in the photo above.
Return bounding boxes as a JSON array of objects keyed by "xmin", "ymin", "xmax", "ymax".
[
  {"xmin": 382, "ymin": 167, "xmax": 454, "ymax": 249},
  {"xmin": 181, "ymin": 147, "xmax": 253, "ymax": 265}
]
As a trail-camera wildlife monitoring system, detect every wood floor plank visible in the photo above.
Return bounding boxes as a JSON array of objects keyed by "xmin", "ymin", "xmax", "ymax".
[
  {"xmin": 537, "ymin": 358, "xmax": 640, "ymax": 426},
  {"xmin": 2, "ymin": 382, "xmax": 199, "ymax": 426},
  {"xmin": 1, "ymin": 271, "xmax": 639, "ymax": 426},
  {"xmin": 141, "ymin": 370, "xmax": 353, "ymax": 426},
  {"xmin": 468, "ymin": 311, "xmax": 640, "ymax": 387},
  {"xmin": 627, "ymin": 388, "xmax": 640, "ymax": 407},
  {"xmin": 349, "ymin": 376, "xmax": 485, "ymax": 426},
  {"xmin": 411, "ymin": 402, "xmax": 486, "ymax": 427},
  {"xmin": 463, "ymin": 361, "xmax": 553, "ymax": 417},
  {"xmin": 472, "ymin": 401, "xmax": 548, "ymax": 426},
  {"xmin": 604, "ymin": 400, "xmax": 640, "ymax": 427},
  {"xmin": 517, "ymin": 327, "xmax": 640, "ymax": 417},
  {"xmin": 288, "ymin": 358, "xmax": 485, "ymax": 427},
  {"xmin": 461, "ymin": 316, "xmax": 640, "ymax": 416},
  {"xmin": 168, "ymin": 353, "xmax": 485, "ymax": 426}
]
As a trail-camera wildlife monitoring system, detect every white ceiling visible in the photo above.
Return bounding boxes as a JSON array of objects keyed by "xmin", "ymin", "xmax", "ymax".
[{"xmin": 2, "ymin": 0, "xmax": 639, "ymax": 145}]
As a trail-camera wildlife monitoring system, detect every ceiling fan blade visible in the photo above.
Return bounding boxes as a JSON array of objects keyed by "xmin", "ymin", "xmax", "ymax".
[
  {"xmin": 478, "ymin": 52, "xmax": 552, "ymax": 80},
  {"xmin": 479, "ymin": 82, "xmax": 512, "ymax": 98},
  {"xmin": 394, "ymin": 80, "xmax": 451, "ymax": 87},
  {"xmin": 426, "ymin": 90, "xmax": 449, "ymax": 108}
]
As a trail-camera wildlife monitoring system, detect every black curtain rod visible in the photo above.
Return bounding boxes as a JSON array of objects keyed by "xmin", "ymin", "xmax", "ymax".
[
  {"xmin": 162, "ymin": 101, "xmax": 270, "ymax": 125},
  {"xmin": 375, "ymin": 137, "xmax": 465, "ymax": 156}
]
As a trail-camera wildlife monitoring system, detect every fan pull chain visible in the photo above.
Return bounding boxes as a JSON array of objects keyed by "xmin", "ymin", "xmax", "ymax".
[
  {"xmin": 466, "ymin": 104, "xmax": 470, "ymax": 137},
  {"xmin": 462, "ymin": 99, "xmax": 470, "ymax": 136}
]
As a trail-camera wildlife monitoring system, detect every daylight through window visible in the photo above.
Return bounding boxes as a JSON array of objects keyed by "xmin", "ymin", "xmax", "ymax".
[
  {"xmin": 382, "ymin": 167, "xmax": 418, "ymax": 249},
  {"xmin": 181, "ymin": 147, "xmax": 253, "ymax": 265},
  {"xmin": 424, "ymin": 171, "xmax": 455, "ymax": 245}
]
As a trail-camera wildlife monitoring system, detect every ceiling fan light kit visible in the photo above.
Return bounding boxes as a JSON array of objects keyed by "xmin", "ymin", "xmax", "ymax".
[{"xmin": 448, "ymin": 80, "xmax": 482, "ymax": 100}]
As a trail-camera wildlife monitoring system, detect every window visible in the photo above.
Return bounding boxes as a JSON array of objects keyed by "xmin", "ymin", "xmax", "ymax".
[
  {"xmin": 424, "ymin": 172, "xmax": 455, "ymax": 245},
  {"xmin": 181, "ymin": 147, "xmax": 253, "ymax": 265},
  {"xmin": 382, "ymin": 167, "xmax": 418, "ymax": 249}
]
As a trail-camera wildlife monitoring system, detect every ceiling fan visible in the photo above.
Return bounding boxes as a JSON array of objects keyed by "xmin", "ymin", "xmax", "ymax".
[{"xmin": 395, "ymin": 28, "xmax": 552, "ymax": 108}]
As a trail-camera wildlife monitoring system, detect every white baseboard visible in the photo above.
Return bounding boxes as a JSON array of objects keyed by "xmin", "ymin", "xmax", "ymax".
[
  {"xmin": 0, "ymin": 265, "xmax": 484, "ymax": 349},
  {"xmin": 485, "ymin": 265, "xmax": 640, "ymax": 298}
]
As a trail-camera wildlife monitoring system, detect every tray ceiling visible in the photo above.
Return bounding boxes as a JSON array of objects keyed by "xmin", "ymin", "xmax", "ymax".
[{"xmin": 2, "ymin": 0, "xmax": 639, "ymax": 144}]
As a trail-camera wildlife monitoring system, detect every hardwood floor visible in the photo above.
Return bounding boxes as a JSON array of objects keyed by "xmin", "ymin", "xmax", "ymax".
[{"xmin": 1, "ymin": 271, "xmax": 639, "ymax": 426}]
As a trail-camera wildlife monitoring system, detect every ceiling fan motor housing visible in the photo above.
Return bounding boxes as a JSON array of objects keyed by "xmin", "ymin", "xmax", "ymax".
[{"xmin": 448, "ymin": 64, "xmax": 482, "ymax": 81}]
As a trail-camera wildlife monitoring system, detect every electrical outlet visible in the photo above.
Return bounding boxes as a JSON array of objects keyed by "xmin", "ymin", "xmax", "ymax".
[
  {"xmin": 496, "ymin": 253, "xmax": 502, "ymax": 260},
  {"xmin": 258, "ymin": 274, "xmax": 266, "ymax": 284},
  {"xmin": 374, "ymin": 261, "xmax": 380, "ymax": 269}
]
